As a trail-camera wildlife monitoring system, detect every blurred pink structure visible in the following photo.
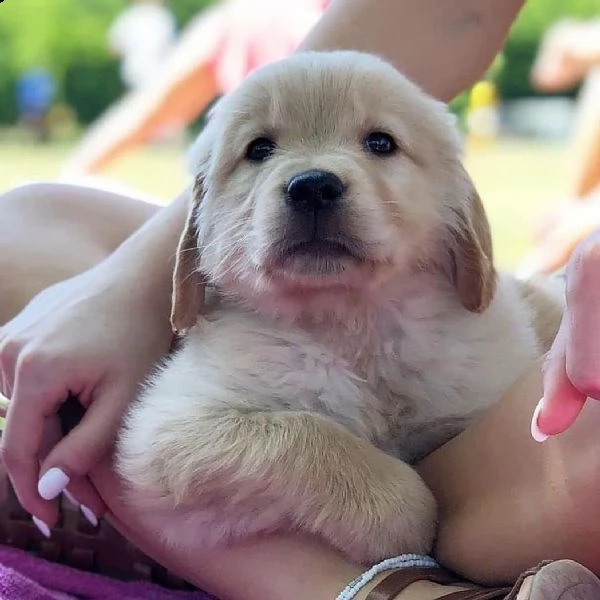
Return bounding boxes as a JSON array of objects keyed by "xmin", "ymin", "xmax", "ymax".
[{"xmin": 63, "ymin": 0, "xmax": 328, "ymax": 177}]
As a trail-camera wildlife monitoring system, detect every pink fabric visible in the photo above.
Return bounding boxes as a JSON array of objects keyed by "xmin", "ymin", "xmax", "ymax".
[
  {"xmin": 0, "ymin": 547, "xmax": 213, "ymax": 600},
  {"xmin": 212, "ymin": 0, "xmax": 330, "ymax": 93}
]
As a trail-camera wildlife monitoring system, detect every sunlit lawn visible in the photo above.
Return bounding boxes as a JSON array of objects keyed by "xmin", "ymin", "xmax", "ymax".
[{"xmin": 0, "ymin": 137, "xmax": 569, "ymax": 270}]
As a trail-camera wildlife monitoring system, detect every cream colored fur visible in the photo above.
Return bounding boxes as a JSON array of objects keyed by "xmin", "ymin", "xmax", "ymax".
[{"xmin": 116, "ymin": 51, "xmax": 564, "ymax": 564}]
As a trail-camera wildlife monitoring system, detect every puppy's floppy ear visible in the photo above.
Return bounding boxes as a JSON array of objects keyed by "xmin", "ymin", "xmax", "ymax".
[
  {"xmin": 170, "ymin": 176, "xmax": 207, "ymax": 335},
  {"xmin": 444, "ymin": 166, "xmax": 496, "ymax": 313},
  {"xmin": 171, "ymin": 111, "xmax": 220, "ymax": 334}
]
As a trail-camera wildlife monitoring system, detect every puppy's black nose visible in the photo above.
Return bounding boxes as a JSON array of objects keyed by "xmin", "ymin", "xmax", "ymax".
[{"xmin": 286, "ymin": 170, "xmax": 344, "ymax": 213}]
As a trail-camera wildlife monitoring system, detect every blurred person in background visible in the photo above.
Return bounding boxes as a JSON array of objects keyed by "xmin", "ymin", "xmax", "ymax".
[
  {"xmin": 517, "ymin": 17, "xmax": 600, "ymax": 277},
  {"xmin": 107, "ymin": 0, "xmax": 177, "ymax": 92},
  {"xmin": 15, "ymin": 67, "xmax": 56, "ymax": 143}
]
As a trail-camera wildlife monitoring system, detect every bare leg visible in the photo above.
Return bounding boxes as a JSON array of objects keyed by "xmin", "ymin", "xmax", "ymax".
[{"xmin": 0, "ymin": 183, "xmax": 158, "ymax": 324}]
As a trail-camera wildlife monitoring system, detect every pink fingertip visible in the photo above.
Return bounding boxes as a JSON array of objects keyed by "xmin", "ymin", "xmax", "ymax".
[{"xmin": 531, "ymin": 397, "xmax": 549, "ymax": 443}]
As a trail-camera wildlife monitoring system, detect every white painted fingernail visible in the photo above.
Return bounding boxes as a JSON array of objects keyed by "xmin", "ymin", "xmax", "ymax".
[
  {"xmin": 38, "ymin": 467, "xmax": 70, "ymax": 500},
  {"xmin": 32, "ymin": 516, "xmax": 51, "ymax": 538},
  {"xmin": 531, "ymin": 397, "xmax": 549, "ymax": 443},
  {"xmin": 63, "ymin": 489, "xmax": 79, "ymax": 506},
  {"xmin": 80, "ymin": 505, "xmax": 98, "ymax": 528}
]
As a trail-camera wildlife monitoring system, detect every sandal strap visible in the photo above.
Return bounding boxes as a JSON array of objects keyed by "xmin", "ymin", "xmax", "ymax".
[
  {"xmin": 440, "ymin": 588, "xmax": 511, "ymax": 599},
  {"xmin": 365, "ymin": 566, "xmax": 512, "ymax": 600},
  {"xmin": 503, "ymin": 560, "xmax": 554, "ymax": 600},
  {"xmin": 365, "ymin": 567, "xmax": 463, "ymax": 599}
]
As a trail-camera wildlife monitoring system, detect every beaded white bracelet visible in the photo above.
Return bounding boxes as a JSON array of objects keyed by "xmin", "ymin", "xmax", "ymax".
[{"xmin": 335, "ymin": 554, "xmax": 439, "ymax": 600}]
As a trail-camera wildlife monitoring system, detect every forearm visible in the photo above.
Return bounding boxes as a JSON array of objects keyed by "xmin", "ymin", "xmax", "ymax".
[
  {"xmin": 98, "ymin": 188, "xmax": 190, "ymax": 320},
  {"xmin": 418, "ymin": 359, "xmax": 600, "ymax": 585},
  {"xmin": 300, "ymin": 0, "xmax": 525, "ymax": 102}
]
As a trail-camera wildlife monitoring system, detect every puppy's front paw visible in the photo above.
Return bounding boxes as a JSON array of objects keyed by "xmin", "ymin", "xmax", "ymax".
[
  {"xmin": 115, "ymin": 399, "xmax": 182, "ymax": 502},
  {"xmin": 314, "ymin": 455, "xmax": 437, "ymax": 564}
]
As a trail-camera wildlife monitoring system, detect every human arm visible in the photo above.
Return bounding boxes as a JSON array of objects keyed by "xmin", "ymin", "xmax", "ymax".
[
  {"xmin": 300, "ymin": 0, "xmax": 525, "ymax": 102},
  {"xmin": 65, "ymin": 0, "xmax": 526, "ymax": 175},
  {"xmin": 0, "ymin": 187, "xmax": 188, "ymax": 526}
]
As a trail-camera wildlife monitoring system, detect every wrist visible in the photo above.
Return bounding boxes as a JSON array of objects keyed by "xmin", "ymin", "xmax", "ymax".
[{"xmin": 94, "ymin": 189, "xmax": 190, "ymax": 316}]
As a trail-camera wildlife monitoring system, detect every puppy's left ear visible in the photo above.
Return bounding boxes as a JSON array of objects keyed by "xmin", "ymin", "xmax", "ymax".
[
  {"xmin": 171, "ymin": 177, "xmax": 206, "ymax": 335},
  {"xmin": 444, "ymin": 167, "xmax": 496, "ymax": 313}
]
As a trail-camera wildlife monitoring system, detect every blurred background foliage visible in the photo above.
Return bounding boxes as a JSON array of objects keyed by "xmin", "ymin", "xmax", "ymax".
[
  {"xmin": 0, "ymin": 0, "xmax": 598, "ymax": 126},
  {"xmin": 0, "ymin": 0, "xmax": 217, "ymax": 125}
]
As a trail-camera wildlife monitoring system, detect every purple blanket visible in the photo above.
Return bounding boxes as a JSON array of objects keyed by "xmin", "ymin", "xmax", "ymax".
[{"xmin": 0, "ymin": 547, "xmax": 214, "ymax": 600}]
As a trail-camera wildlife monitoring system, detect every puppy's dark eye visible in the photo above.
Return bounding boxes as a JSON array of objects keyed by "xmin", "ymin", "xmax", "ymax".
[
  {"xmin": 245, "ymin": 137, "xmax": 276, "ymax": 162},
  {"xmin": 363, "ymin": 132, "xmax": 397, "ymax": 156}
]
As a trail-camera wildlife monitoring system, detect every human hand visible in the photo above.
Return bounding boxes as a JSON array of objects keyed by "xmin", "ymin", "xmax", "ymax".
[
  {"xmin": 0, "ymin": 263, "xmax": 173, "ymax": 534},
  {"xmin": 531, "ymin": 231, "xmax": 600, "ymax": 441}
]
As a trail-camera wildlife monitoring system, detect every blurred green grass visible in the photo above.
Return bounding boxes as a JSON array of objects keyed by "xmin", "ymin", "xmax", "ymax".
[{"xmin": 0, "ymin": 138, "xmax": 569, "ymax": 270}]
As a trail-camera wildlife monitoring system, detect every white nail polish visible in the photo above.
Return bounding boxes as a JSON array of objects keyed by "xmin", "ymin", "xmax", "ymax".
[
  {"xmin": 80, "ymin": 505, "xmax": 98, "ymax": 528},
  {"xmin": 531, "ymin": 397, "xmax": 549, "ymax": 443},
  {"xmin": 38, "ymin": 468, "xmax": 70, "ymax": 501},
  {"xmin": 32, "ymin": 516, "xmax": 51, "ymax": 538},
  {"xmin": 63, "ymin": 489, "xmax": 79, "ymax": 506}
]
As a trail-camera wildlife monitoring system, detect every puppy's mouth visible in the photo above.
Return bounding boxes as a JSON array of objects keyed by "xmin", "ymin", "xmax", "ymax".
[
  {"xmin": 284, "ymin": 239, "xmax": 357, "ymax": 260},
  {"xmin": 267, "ymin": 235, "xmax": 369, "ymax": 278}
]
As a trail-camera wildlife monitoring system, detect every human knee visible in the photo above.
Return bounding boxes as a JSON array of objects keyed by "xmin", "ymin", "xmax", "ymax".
[{"xmin": 0, "ymin": 181, "xmax": 157, "ymax": 254}]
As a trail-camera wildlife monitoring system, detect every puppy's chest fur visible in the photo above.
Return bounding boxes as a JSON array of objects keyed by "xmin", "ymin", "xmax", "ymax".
[{"xmin": 174, "ymin": 274, "xmax": 540, "ymax": 464}]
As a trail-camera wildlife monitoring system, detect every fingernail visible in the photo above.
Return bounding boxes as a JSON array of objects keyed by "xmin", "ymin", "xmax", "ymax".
[
  {"xmin": 63, "ymin": 489, "xmax": 79, "ymax": 506},
  {"xmin": 531, "ymin": 397, "xmax": 549, "ymax": 443},
  {"xmin": 80, "ymin": 505, "xmax": 98, "ymax": 528},
  {"xmin": 38, "ymin": 467, "xmax": 70, "ymax": 500},
  {"xmin": 32, "ymin": 516, "xmax": 51, "ymax": 538}
]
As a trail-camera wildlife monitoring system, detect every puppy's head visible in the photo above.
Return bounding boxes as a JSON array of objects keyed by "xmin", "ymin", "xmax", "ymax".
[{"xmin": 172, "ymin": 51, "xmax": 495, "ymax": 331}]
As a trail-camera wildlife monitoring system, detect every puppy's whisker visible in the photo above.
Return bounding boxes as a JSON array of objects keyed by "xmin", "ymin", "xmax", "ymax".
[
  {"xmin": 213, "ymin": 248, "xmax": 247, "ymax": 280},
  {"xmin": 199, "ymin": 222, "xmax": 248, "ymax": 255}
]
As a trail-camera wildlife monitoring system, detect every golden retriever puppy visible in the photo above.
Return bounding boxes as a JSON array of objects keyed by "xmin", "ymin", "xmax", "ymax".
[{"xmin": 116, "ymin": 51, "xmax": 564, "ymax": 564}]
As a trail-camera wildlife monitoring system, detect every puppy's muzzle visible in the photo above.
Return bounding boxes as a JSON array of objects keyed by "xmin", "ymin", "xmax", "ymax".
[
  {"xmin": 270, "ymin": 169, "xmax": 367, "ymax": 274},
  {"xmin": 286, "ymin": 170, "xmax": 344, "ymax": 214}
]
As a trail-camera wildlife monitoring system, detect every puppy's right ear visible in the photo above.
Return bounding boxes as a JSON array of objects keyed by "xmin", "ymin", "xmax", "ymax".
[
  {"xmin": 170, "ymin": 176, "xmax": 206, "ymax": 335},
  {"xmin": 171, "ymin": 103, "xmax": 221, "ymax": 334}
]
